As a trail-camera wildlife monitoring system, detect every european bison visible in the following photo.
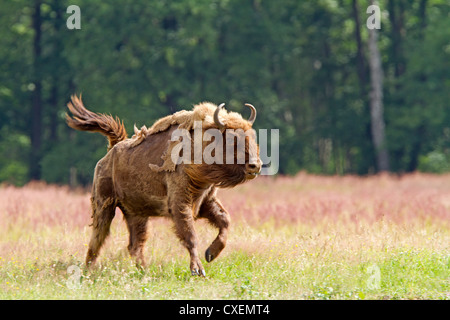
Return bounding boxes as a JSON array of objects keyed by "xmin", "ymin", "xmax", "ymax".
[{"xmin": 66, "ymin": 96, "xmax": 261, "ymax": 276}]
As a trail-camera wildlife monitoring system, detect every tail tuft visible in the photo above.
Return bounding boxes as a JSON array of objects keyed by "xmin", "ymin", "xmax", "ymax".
[{"xmin": 66, "ymin": 95, "xmax": 128, "ymax": 151}]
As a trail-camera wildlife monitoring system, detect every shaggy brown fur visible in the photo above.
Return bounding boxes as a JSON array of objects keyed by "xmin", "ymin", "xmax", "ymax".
[
  {"xmin": 66, "ymin": 95, "xmax": 128, "ymax": 151},
  {"xmin": 66, "ymin": 95, "xmax": 261, "ymax": 276}
]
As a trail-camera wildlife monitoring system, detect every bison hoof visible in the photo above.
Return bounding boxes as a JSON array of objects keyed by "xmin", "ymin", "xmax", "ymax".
[{"xmin": 205, "ymin": 249, "xmax": 214, "ymax": 263}]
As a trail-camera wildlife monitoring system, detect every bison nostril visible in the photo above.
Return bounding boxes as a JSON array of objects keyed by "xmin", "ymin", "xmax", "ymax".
[{"xmin": 246, "ymin": 163, "xmax": 260, "ymax": 174}]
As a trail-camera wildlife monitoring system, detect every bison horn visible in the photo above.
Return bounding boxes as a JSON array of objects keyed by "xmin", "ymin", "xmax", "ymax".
[
  {"xmin": 214, "ymin": 103, "xmax": 226, "ymax": 130},
  {"xmin": 245, "ymin": 103, "xmax": 257, "ymax": 125}
]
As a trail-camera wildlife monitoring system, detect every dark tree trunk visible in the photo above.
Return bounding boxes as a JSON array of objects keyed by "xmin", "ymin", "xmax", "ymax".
[
  {"xmin": 30, "ymin": 0, "xmax": 43, "ymax": 180},
  {"xmin": 49, "ymin": 0, "xmax": 64, "ymax": 143},
  {"xmin": 351, "ymin": 0, "xmax": 367, "ymax": 93},
  {"xmin": 388, "ymin": 0, "xmax": 406, "ymax": 79},
  {"xmin": 418, "ymin": 0, "xmax": 428, "ymax": 31},
  {"xmin": 407, "ymin": 0, "xmax": 428, "ymax": 172}
]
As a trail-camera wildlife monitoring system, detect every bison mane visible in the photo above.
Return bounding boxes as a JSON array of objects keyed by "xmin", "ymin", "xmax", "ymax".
[{"xmin": 131, "ymin": 102, "xmax": 254, "ymax": 174}]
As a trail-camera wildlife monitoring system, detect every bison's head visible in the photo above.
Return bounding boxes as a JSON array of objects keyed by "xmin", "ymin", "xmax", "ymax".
[{"xmin": 185, "ymin": 103, "xmax": 262, "ymax": 188}]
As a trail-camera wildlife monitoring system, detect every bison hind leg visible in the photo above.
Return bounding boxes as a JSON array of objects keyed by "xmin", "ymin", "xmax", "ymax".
[
  {"xmin": 123, "ymin": 213, "xmax": 149, "ymax": 267},
  {"xmin": 86, "ymin": 196, "xmax": 116, "ymax": 267}
]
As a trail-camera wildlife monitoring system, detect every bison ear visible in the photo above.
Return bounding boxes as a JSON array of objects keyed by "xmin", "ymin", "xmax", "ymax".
[{"xmin": 214, "ymin": 103, "xmax": 226, "ymax": 131}]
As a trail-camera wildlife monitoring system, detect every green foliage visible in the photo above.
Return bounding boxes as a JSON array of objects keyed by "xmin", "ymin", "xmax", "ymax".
[
  {"xmin": 0, "ymin": 129, "xmax": 30, "ymax": 186},
  {"xmin": 0, "ymin": 0, "xmax": 449, "ymax": 185},
  {"xmin": 418, "ymin": 151, "xmax": 450, "ymax": 173},
  {"xmin": 40, "ymin": 132, "xmax": 105, "ymax": 185}
]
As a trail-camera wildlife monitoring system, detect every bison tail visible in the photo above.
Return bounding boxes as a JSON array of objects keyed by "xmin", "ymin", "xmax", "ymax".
[{"xmin": 66, "ymin": 95, "xmax": 128, "ymax": 151}]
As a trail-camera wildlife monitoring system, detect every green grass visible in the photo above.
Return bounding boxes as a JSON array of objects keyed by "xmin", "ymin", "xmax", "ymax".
[
  {"xmin": 1, "ymin": 221, "xmax": 448, "ymax": 300},
  {"xmin": 1, "ymin": 175, "xmax": 449, "ymax": 300}
]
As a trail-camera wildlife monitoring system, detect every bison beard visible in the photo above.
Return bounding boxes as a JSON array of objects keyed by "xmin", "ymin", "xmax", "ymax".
[
  {"xmin": 66, "ymin": 95, "xmax": 261, "ymax": 276},
  {"xmin": 186, "ymin": 163, "xmax": 248, "ymax": 189}
]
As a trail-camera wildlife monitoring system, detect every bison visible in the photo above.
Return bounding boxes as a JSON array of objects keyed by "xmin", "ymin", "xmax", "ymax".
[{"xmin": 66, "ymin": 96, "xmax": 261, "ymax": 276}]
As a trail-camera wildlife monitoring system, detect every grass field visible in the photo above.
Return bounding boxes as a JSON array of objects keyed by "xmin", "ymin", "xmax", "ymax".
[{"xmin": 0, "ymin": 173, "xmax": 449, "ymax": 300}]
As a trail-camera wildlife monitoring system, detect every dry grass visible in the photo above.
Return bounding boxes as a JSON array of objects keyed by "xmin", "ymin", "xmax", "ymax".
[{"xmin": 0, "ymin": 173, "xmax": 449, "ymax": 299}]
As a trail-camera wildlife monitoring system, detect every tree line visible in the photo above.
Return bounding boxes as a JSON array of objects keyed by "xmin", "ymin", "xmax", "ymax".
[{"xmin": 0, "ymin": 0, "xmax": 449, "ymax": 186}]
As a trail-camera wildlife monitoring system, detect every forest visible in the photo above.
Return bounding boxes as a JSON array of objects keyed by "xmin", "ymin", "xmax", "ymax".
[{"xmin": 0, "ymin": 0, "xmax": 449, "ymax": 186}]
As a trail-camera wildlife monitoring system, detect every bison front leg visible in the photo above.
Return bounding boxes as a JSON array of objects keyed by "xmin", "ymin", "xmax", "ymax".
[
  {"xmin": 199, "ymin": 198, "xmax": 230, "ymax": 263},
  {"xmin": 171, "ymin": 204, "xmax": 205, "ymax": 277}
]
